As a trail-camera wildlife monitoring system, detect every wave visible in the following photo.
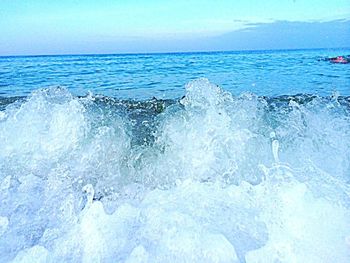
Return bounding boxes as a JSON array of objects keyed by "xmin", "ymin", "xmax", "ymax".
[{"xmin": 0, "ymin": 79, "xmax": 349, "ymax": 262}]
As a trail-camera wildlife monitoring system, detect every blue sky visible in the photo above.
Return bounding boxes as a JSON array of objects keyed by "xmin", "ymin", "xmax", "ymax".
[{"xmin": 0, "ymin": 0, "xmax": 349, "ymax": 55}]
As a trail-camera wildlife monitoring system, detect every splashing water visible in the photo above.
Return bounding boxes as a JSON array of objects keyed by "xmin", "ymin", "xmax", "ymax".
[{"xmin": 0, "ymin": 79, "xmax": 349, "ymax": 262}]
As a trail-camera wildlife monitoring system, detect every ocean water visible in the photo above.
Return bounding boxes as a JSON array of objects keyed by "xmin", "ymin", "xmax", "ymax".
[
  {"xmin": 0, "ymin": 49, "xmax": 350, "ymax": 262},
  {"xmin": 1, "ymin": 48, "xmax": 350, "ymax": 99}
]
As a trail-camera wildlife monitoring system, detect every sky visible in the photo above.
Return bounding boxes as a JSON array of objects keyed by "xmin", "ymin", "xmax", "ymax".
[{"xmin": 0, "ymin": 0, "xmax": 349, "ymax": 55}]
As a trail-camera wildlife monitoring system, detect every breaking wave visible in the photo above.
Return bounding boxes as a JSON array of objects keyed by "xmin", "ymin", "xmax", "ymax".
[{"xmin": 0, "ymin": 79, "xmax": 349, "ymax": 262}]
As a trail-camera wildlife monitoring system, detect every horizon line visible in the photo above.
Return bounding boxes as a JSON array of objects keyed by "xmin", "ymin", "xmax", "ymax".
[{"xmin": 1, "ymin": 46, "xmax": 349, "ymax": 59}]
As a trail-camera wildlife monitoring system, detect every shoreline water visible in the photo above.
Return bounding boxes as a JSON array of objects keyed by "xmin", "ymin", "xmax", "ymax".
[
  {"xmin": 0, "ymin": 48, "xmax": 350, "ymax": 261},
  {"xmin": 0, "ymin": 79, "xmax": 349, "ymax": 261}
]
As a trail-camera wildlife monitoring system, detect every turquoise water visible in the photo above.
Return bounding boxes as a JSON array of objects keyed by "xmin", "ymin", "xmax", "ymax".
[
  {"xmin": 0, "ymin": 49, "xmax": 350, "ymax": 262},
  {"xmin": 1, "ymin": 48, "xmax": 350, "ymax": 99}
]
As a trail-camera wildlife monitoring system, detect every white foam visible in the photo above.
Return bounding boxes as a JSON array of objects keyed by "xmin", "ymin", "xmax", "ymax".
[
  {"xmin": 0, "ymin": 216, "xmax": 8, "ymax": 237},
  {"xmin": 0, "ymin": 79, "xmax": 349, "ymax": 262},
  {"xmin": 11, "ymin": 246, "xmax": 48, "ymax": 263}
]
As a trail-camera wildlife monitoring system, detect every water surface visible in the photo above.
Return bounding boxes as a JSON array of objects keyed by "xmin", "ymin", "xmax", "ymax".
[{"xmin": 0, "ymin": 49, "xmax": 350, "ymax": 262}]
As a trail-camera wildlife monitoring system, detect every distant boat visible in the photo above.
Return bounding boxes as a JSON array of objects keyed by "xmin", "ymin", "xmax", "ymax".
[{"xmin": 326, "ymin": 55, "xmax": 350, "ymax": 64}]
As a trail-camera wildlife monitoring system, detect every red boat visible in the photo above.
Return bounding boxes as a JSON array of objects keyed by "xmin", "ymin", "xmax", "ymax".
[{"xmin": 329, "ymin": 56, "xmax": 350, "ymax": 64}]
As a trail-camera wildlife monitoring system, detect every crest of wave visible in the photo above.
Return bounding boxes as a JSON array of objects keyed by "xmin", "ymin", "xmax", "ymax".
[
  {"xmin": 0, "ymin": 87, "xmax": 130, "ymax": 262},
  {"xmin": 0, "ymin": 79, "xmax": 349, "ymax": 262}
]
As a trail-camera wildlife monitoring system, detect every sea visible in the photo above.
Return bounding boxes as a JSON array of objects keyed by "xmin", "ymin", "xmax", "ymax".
[{"xmin": 0, "ymin": 48, "xmax": 349, "ymax": 262}]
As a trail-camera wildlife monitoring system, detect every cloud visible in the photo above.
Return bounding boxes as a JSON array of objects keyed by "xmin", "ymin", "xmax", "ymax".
[
  {"xmin": 124, "ymin": 19, "xmax": 350, "ymax": 53},
  {"xmin": 1, "ymin": 19, "xmax": 349, "ymax": 55},
  {"xmin": 117, "ymin": 19, "xmax": 350, "ymax": 53},
  {"xmin": 203, "ymin": 19, "xmax": 350, "ymax": 51}
]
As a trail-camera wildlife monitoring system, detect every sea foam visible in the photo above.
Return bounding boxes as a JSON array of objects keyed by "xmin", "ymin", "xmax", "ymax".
[{"xmin": 0, "ymin": 79, "xmax": 349, "ymax": 262}]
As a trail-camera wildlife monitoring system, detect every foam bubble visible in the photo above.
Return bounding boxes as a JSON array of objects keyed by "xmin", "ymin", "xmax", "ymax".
[{"xmin": 0, "ymin": 79, "xmax": 349, "ymax": 262}]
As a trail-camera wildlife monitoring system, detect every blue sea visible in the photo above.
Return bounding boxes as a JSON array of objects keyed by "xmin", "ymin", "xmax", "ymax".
[{"xmin": 0, "ymin": 48, "xmax": 350, "ymax": 262}]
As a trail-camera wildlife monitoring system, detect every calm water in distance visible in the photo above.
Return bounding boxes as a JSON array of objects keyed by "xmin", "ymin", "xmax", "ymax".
[{"xmin": 0, "ymin": 48, "xmax": 349, "ymax": 99}]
